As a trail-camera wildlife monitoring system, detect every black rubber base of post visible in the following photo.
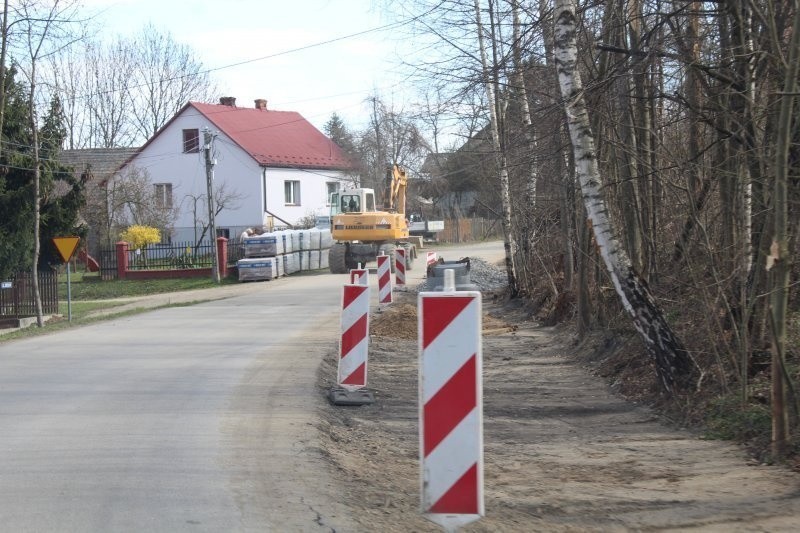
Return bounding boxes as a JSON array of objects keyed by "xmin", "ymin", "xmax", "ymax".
[{"xmin": 328, "ymin": 387, "xmax": 375, "ymax": 406}]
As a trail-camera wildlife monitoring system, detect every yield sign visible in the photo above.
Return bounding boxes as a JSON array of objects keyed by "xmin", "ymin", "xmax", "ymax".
[{"xmin": 53, "ymin": 236, "xmax": 80, "ymax": 263}]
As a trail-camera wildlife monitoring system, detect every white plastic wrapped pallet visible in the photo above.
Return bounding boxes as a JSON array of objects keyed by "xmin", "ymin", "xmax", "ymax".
[
  {"xmin": 274, "ymin": 230, "xmax": 290, "ymax": 253},
  {"xmin": 299, "ymin": 250, "xmax": 312, "ymax": 271},
  {"xmin": 319, "ymin": 249, "xmax": 329, "ymax": 269},
  {"xmin": 243, "ymin": 234, "xmax": 281, "ymax": 257},
  {"xmin": 237, "ymin": 257, "xmax": 277, "ymax": 281},
  {"xmin": 290, "ymin": 230, "xmax": 301, "ymax": 252},
  {"xmin": 309, "ymin": 250, "xmax": 321, "ymax": 270},
  {"xmin": 318, "ymin": 228, "xmax": 333, "ymax": 249},
  {"xmin": 283, "ymin": 252, "xmax": 300, "ymax": 274},
  {"xmin": 300, "ymin": 229, "xmax": 322, "ymax": 250}
]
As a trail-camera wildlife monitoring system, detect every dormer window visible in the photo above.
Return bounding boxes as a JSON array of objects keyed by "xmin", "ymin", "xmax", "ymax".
[{"xmin": 183, "ymin": 129, "xmax": 199, "ymax": 153}]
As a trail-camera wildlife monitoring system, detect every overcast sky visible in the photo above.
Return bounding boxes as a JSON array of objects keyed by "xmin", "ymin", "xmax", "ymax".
[{"xmin": 84, "ymin": 0, "xmax": 410, "ymax": 131}]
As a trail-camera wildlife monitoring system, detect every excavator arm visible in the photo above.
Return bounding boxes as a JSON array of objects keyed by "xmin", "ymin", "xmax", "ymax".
[{"xmin": 385, "ymin": 164, "xmax": 408, "ymax": 216}]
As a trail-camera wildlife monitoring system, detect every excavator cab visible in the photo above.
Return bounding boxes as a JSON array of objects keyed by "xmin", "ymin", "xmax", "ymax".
[{"xmin": 330, "ymin": 189, "xmax": 376, "ymax": 215}]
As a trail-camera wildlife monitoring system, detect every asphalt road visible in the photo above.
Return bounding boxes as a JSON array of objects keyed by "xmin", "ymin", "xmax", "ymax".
[{"xmin": 0, "ymin": 241, "xmax": 505, "ymax": 532}]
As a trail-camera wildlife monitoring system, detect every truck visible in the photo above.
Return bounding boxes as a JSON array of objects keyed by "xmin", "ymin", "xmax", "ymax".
[
  {"xmin": 328, "ymin": 165, "xmax": 417, "ymax": 274},
  {"xmin": 408, "ymin": 214, "xmax": 445, "ymax": 241}
]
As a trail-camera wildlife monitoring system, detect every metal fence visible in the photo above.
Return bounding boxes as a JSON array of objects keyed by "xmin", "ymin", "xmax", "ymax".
[
  {"xmin": 124, "ymin": 241, "xmax": 215, "ymax": 271},
  {"xmin": 0, "ymin": 270, "xmax": 59, "ymax": 317}
]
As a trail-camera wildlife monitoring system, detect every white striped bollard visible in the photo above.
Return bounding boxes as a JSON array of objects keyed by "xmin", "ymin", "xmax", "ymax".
[
  {"xmin": 426, "ymin": 251, "xmax": 438, "ymax": 269},
  {"xmin": 349, "ymin": 267, "xmax": 368, "ymax": 286},
  {"xmin": 395, "ymin": 247, "xmax": 406, "ymax": 287},
  {"xmin": 338, "ymin": 284, "xmax": 370, "ymax": 390},
  {"xmin": 418, "ymin": 269, "xmax": 483, "ymax": 530},
  {"xmin": 377, "ymin": 254, "xmax": 392, "ymax": 304}
]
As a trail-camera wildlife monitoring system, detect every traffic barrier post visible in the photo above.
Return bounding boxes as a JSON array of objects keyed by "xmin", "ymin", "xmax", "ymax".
[
  {"xmin": 338, "ymin": 284, "xmax": 370, "ymax": 390},
  {"xmin": 377, "ymin": 254, "xmax": 392, "ymax": 304},
  {"xmin": 395, "ymin": 248, "xmax": 406, "ymax": 287},
  {"xmin": 349, "ymin": 267, "xmax": 368, "ymax": 286},
  {"xmin": 418, "ymin": 269, "xmax": 483, "ymax": 530},
  {"xmin": 426, "ymin": 251, "xmax": 438, "ymax": 269}
]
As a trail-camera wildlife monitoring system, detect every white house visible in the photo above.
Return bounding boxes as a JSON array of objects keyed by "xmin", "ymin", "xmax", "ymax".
[{"xmin": 115, "ymin": 97, "xmax": 353, "ymax": 243}]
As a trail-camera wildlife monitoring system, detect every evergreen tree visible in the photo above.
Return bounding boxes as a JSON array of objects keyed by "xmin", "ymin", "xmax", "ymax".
[
  {"xmin": 0, "ymin": 71, "xmax": 84, "ymax": 279},
  {"xmin": 0, "ymin": 67, "xmax": 35, "ymax": 280},
  {"xmin": 38, "ymin": 95, "xmax": 86, "ymax": 267}
]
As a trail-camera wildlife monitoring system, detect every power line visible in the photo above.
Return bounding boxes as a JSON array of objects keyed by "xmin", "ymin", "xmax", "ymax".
[{"xmin": 50, "ymin": 4, "xmax": 442, "ymax": 103}]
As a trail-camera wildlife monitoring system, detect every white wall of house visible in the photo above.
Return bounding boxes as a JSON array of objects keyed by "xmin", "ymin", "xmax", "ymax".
[{"xmin": 115, "ymin": 106, "xmax": 349, "ymax": 244}]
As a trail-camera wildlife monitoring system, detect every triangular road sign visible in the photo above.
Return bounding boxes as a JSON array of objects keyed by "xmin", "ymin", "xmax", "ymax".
[{"xmin": 53, "ymin": 236, "xmax": 81, "ymax": 263}]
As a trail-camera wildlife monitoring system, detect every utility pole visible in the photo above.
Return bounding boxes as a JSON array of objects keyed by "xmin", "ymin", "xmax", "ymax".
[{"xmin": 204, "ymin": 128, "xmax": 220, "ymax": 283}]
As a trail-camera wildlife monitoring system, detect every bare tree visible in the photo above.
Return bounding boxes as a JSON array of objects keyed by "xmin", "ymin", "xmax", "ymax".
[
  {"xmin": 766, "ymin": 0, "xmax": 800, "ymax": 459},
  {"xmin": 14, "ymin": 0, "xmax": 84, "ymax": 327},
  {"xmin": 554, "ymin": 0, "xmax": 694, "ymax": 393},
  {"xmin": 130, "ymin": 24, "xmax": 217, "ymax": 141},
  {"xmin": 473, "ymin": 0, "xmax": 520, "ymax": 296},
  {"xmin": 107, "ymin": 166, "xmax": 179, "ymax": 237},
  {"xmin": 190, "ymin": 182, "xmax": 244, "ymax": 247}
]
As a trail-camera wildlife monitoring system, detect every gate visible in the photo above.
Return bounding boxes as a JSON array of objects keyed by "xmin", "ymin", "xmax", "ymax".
[{"xmin": 98, "ymin": 247, "xmax": 118, "ymax": 280}]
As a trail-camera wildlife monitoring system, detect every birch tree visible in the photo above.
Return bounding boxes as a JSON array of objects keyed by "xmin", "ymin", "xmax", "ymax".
[
  {"xmin": 15, "ymin": 0, "xmax": 83, "ymax": 327},
  {"xmin": 766, "ymin": 0, "xmax": 800, "ymax": 459},
  {"xmin": 473, "ymin": 0, "xmax": 519, "ymax": 296},
  {"xmin": 553, "ymin": 0, "xmax": 694, "ymax": 393}
]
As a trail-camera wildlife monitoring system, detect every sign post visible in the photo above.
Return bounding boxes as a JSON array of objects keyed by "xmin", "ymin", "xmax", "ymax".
[{"xmin": 53, "ymin": 236, "xmax": 81, "ymax": 321}]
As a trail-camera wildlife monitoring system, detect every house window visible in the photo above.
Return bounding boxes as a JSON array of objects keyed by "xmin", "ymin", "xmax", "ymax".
[
  {"xmin": 284, "ymin": 180, "xmax": 300, "ymax": 205},
  {"xmin": 183, "ymin": 129, "xmax": 199, "ymax": 153},
  {"xmin": 326, "ymin": 181, "xmax": 340, "ymax": 206},
  {"xmin": 154, "ymin": 183, "xmax": 173, "ymax": 209}
]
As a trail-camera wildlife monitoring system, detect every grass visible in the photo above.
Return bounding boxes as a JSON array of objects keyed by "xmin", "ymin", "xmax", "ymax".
[
  {"xmin": 705, "ymin": 394, "xmax": 772, "ymax": 442},
  {"xmin": 0, "ymin": 272, "xmax": 241, "ymax": 343},
  {"xmin": 58, "ymin": 272, "xmax": 238, "ymax": 300}
]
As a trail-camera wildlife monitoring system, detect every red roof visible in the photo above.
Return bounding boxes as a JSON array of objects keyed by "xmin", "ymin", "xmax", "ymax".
[{"xmin": 190, "ymin": 101, "xmax": 352, "ymax": 170}]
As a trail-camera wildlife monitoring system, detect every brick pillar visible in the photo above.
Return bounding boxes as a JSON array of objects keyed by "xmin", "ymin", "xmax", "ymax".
[
  {"xmin": 216, "ymin": 237, "xmax": 228, "ymax": 278},
  {"xmin": 116, "ymin": 241, "xmax": 129, "ymax": 280}
]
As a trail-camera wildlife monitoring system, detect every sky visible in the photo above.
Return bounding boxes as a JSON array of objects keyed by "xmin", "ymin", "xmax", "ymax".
[{"xmin": 83, "ymin": 0, "xmax": 412, "ymax": 132}]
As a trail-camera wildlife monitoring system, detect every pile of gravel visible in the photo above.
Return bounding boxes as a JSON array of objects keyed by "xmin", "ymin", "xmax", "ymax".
[{"xmin": 415, "ymin": 257, "xmax": 508, "ymax": 293}]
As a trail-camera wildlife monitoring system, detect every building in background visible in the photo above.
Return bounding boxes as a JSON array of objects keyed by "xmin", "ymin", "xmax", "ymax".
[{"xmin": 114, "ymin": 97, "xmax": 354, "ymax": 244}]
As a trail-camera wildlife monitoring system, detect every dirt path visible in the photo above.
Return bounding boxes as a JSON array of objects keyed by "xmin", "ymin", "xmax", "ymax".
[{"xmin": 316, "ymin": 291, "xmax": 800, "ymax": 531}]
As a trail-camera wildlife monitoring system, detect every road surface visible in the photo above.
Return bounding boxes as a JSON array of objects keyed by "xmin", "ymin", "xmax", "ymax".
[{"xmin": 0, "ymin": 241, "xmax": 504, "ymax": 532}]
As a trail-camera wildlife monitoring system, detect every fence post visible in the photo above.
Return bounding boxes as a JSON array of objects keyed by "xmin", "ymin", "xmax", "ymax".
[
  {"xmin": 217, "ymin": 237, "xmax": 228, "ymax": 278},
  {"xmin": 116, "ymin": 241, "xmax": 129, "ymax": 280}
]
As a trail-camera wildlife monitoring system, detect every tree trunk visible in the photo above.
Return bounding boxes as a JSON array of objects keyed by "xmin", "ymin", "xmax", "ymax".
[
  {"xmin": 0, "ymin": 0, "xmax": 9, "ymax": 161},
  {"xmin": 473, "ymin": 0, "xmax": 519, "ymax": 297},
  {"xmin": 554, "ymin": 0, "xmax": 695, "ymax": 393},
  {"xmin": 767, "ymin": 0, "xmax": 800, "ymax": 459},
  {"xmin": 29, "ymin": 67, "xmax": 44, "ymax": 327}
]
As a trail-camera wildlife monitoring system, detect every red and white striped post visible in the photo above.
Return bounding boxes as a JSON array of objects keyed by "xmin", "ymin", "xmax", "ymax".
[
  {"xmin": 426, "ymin": 251, "xmax": 438, "ymax": 269},
  {"xmin": 349, "ymin": 267, "xmax": 369, "ymax": 285},
  {"xmin": 395, "ymin": 247, "xmax": 407, "ymax": 287},
  {"xmin": 377, "ymin": 254, "xmax": 392, "ymax": 304},
  {"xmin": 338, "ymin": 284, "xmax": 370, "ymax": 390},
  {"xmin": 418, "ymin": 271, "xmax": 483, "ymax": 530}
]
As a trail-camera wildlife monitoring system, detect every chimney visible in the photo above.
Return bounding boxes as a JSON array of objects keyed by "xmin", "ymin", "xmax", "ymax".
[
  {"xmin": 219, "ymin": 96, "xmax": 236, "ymax": 107},
  {"xmin": 255, "ymin": 99, "xmax": 267, "ymax": 110}
]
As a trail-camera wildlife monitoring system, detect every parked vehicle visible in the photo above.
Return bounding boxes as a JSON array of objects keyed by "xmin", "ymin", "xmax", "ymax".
[
  {"xmin": 408, "ymin": 213, "xmax": 445, "ymax": 241},
  {"xmin": 328, "ymin": 165, "xmax": 417, "ymax": 273}
]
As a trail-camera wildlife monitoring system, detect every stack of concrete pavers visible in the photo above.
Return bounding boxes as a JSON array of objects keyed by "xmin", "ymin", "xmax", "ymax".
[{"xmin": 239, "ymin": 228, "xmax": 334, "ymax": 280}]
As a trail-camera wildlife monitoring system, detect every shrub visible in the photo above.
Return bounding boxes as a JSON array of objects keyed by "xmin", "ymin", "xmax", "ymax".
[{"xmin": 120, "ymin": 225, "xmax": 161, "ymax": 250}]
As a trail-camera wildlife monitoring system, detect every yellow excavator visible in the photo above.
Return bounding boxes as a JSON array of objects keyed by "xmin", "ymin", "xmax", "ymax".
[{"xmin": 328, "ymin": 164, "xmax": 417, "ymax": 274}]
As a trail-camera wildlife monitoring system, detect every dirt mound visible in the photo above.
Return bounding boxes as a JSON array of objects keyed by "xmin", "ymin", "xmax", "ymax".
[{"xmin": 370, "ymin": 292, "xmax": 517, "ymax": 339}]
